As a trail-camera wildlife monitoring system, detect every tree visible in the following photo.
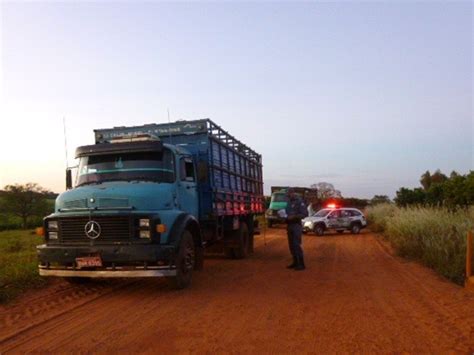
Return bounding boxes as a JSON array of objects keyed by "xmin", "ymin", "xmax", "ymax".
[
  {"xmin": 465, "ymin": 171, "xmax": 474, "ymax": 205},
  {"xmin": 0, "ymin": 183, "xmax": 51, "ymax": 228},
  {"xmin": 310, "ymin": 182, "xmax": 342, "ymax": 200},
  {"xmin": 420, "ymin": 171, "xmax": 432, "ymax": 191},
  {"xmin": 430, "ymin": 169, "xmax": 448, "ymax": 185},
  {"xmin": 371, "ymin": 195, "xmax": 391, "ymax": 205},
  {"xmin": 442, "ymin": 174, "xmax": 467, "ymax": 208},
  {"xmin": 425, "ymin": 183, "xmax": 444, "ymax": 206},
  {"xmin": 394, "ymin": 187, "xmax": 425, "ymax": 207}
]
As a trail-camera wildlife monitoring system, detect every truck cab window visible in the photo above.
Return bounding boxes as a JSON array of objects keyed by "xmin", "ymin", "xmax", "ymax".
[
  {"xmin": 180, "ymin": 158, "xmax": 195, "ymax": 182},
  {"xmin": 76, "ymin": 148, "xmax": 175, "ymax": 186}
]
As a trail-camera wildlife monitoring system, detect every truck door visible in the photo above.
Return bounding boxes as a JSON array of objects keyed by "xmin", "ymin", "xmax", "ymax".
[{"xmin": 178, "ymin": 156, "xmax": 199, "ymax": 217}]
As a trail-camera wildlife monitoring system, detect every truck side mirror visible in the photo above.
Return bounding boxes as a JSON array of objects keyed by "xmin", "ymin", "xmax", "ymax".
[{"xmin": 66, "ymin": 169, "xmax": 72, "ymax": 190}]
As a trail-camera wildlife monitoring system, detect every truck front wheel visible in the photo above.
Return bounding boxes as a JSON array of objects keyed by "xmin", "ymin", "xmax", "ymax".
[{"xmin": 173, "ymin": 230, "xmax": 195, "ymax": 289}]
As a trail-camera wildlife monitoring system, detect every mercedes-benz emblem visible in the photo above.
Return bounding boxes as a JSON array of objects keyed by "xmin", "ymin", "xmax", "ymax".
[{"xmin": 84, "ymin": 220, "xmax": 101, "ymax": 239}]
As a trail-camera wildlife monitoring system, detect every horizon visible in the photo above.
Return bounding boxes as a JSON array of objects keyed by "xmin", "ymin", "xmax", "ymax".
[{"xmin": 1, "ymin": 2, "xmax": 472, "ymax": 198}]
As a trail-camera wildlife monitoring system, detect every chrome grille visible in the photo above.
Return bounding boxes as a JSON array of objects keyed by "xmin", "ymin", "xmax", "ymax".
[{"xmin": 58, "ymin": 216, "xmax": 131, "ymax": 244}]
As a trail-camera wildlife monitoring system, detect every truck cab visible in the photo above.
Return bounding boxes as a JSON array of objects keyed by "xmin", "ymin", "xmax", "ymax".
[
  {"xmin": 265, "ymin": 187, "xmax": 318, "ymax": 228},
  {"xmin": 265, "ymin": 190, "xmax": 288, "ymax": 227}
]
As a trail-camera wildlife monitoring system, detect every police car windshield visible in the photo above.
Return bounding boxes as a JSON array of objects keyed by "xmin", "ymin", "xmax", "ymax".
[
  {"xmin": 76, "ymin": 149, "xmax": 175, "ymax": 186},
  {"xmin": 315, "ymin": 209, "xmax": 331, "ymax": 217}
]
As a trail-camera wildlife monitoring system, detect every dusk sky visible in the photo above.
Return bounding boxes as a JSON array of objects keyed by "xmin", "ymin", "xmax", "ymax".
[{"xmin": 0, "ymin": 1, "xmax": 472, "ymax": 198}]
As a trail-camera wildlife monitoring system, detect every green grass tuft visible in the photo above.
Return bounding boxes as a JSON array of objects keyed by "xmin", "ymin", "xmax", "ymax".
[{"xmin": 0, "ymin": 230, "xmax": 47, "ymax": 303}]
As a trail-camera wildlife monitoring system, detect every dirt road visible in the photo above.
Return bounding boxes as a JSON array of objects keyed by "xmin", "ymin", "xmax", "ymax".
[{"xmin": 1, "ymin": 229, "xmax": 474, "ymax": 353}]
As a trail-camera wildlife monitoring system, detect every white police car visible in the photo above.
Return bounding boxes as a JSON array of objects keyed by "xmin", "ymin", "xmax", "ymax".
[{"xmin": 302, "ymin": 206, "xmax": 367, "ymax": 236}]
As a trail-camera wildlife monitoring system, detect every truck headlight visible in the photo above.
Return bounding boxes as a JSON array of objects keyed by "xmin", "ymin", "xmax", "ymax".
[
  {"xmin": 139, "ymin": 219, "xmax": 150, "ymax": 228},
  {"xmin": 48, "ymin": 231, "xmax": 58, "ymax": 240},
  {"xmin": 48, "ymin": 221, "xmax": 58, "ymax": 230},
  {"xmin": 139, "ymin": 230, "xmax": 150, "ymax": 239}
]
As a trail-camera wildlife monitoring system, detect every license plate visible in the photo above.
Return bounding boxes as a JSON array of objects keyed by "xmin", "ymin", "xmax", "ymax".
[{"xmin": 76, "ymin": 256, "xmax": 102, "ymax": 268}]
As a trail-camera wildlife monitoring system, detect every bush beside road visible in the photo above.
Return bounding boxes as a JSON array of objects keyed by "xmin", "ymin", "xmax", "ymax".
[
  {"xmin": 0, "ymin": 230, "xmax": 46, "ymax": 303},
  {"xmin": 367, "ymin": 204, "xmax": 474, "ymax": 284}
]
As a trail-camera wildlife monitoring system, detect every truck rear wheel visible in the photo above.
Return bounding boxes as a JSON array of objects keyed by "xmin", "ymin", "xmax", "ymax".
[
  {"xmin": 232, "ymin": 222, "xmax": 250, "ymax": 259},
  {"xmin": 173, "ymin": 230, "xmax": 195, "ymax": 289}
]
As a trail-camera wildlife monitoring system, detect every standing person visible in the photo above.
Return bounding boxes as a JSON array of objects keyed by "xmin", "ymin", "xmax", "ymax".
[{"xmin": 285, "ymin": 188, "xmax": 308, "ymax": 271}]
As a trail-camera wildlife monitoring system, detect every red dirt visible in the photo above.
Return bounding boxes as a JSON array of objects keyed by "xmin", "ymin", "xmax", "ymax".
[{"xmin": 1, "ymin": 229, "xmax": 474, "ymax": 353}]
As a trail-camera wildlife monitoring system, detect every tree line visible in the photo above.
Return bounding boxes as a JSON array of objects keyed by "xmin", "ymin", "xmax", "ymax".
[
  {"xmin": 395, "ymin": 170, "xmax": 474, "ymax": 208},
  {"xmin": 0, "ymin": 183, "xmax": 56, "ymax": 230}
]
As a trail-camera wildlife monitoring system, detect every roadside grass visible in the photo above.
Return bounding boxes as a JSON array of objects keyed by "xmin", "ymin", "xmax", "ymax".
[
  {"xmin": 367, "ymin": 204, "xmax": 474, "ymax": 284},
  {"xmin": 0, "ymin": 230, "xmax": 46, "ymax": 303}
]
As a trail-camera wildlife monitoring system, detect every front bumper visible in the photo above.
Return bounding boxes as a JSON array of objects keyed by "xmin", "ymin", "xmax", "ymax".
[
  {"xmin": 37, "ymin": 243, "xmax": 177, "ymax": 277},
  {"xmin": 39, "ymin": 267, "xmax": 176, "ymax": 277}
]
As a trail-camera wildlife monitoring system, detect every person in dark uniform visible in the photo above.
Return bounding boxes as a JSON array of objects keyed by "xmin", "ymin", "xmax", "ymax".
[{"xmin": 284, "ymin": 188, "xmax": 308, "ymax": 270}]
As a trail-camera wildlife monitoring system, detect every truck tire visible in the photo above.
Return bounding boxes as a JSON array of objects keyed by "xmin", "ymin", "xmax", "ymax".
[
  {"xmin": 232, "ymin": 222, "xmax": 250, "ymax": 259},
  {"xmin": 314, "ymin": 223, "xmax": 325, "ymax": 236},
  {"xmin": 224, "ymin": 247, "xmax": 234, "ymax": 259},
  {"xmin": 351, "ymin": 223, "xmax": 361, "ymax": 235},
  {"xmin": 173, "ymin": 230, "xmax": 195, "ymax": 289}
]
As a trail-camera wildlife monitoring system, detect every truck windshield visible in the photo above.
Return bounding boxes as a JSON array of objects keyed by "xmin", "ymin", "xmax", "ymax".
[
  {"xmin": 76, "ymin": 149, "xmax": 175, "ymax": 186},
  {"xmin": 271, "ymin": 193, "xmax": 287, "ymax": 203}
]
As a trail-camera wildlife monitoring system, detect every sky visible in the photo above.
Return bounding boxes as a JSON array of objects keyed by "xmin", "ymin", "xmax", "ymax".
[{"xmin": 0, "ymin": 1, "xmax": 472, "ymax": 198}]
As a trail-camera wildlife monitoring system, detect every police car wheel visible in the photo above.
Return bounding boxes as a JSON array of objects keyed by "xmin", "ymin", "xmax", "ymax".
[
  {"xmin": 351, "ymin": 224, "xmax": 361, "ymax": 235},
  {"xmin": 314, "ymin": 224, "xmax": 325, "ymax": 236}
]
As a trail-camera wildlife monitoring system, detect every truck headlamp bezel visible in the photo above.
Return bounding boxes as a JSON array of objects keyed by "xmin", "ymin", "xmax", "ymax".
[
  {"xmin": 48, "ymin": 221, "xmax": 58, "ymax": 230},
  {"xmin": 48, "ymin": 231, "xmax": 59, "ymax": 240},
  {"xmin": 139, "ymin": 230, "xmax": 151, "ymax": 239},
  {"xmin": 139, "ymin": 218, "xmax": 150, "ymax": 228}
]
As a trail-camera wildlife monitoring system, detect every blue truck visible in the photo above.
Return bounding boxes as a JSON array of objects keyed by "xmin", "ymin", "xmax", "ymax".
[{"xmin": 38, "ymin": 119, "xmax": 264, "ymax": 288}]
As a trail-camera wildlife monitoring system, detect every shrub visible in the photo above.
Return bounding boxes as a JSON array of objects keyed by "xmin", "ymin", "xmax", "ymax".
[{"xmin": 366, "ymin": 203, "xmax": 397, "ymax": 232}]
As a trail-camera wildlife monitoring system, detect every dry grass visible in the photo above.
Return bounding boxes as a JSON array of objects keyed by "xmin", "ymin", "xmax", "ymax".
[{"xmin": 366, "ymin": 204, "xmax": 474, "ymax": 284}]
